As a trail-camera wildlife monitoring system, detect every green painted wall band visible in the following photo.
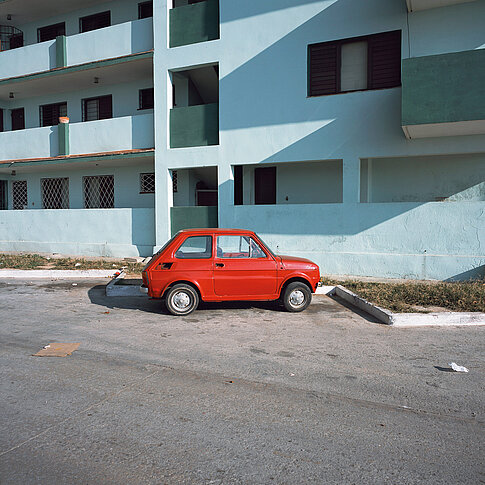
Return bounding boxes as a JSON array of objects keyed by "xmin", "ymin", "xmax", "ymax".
[
  {"xmin": 56, "ymin": 35, "xmax": 67, "ymax": 68},
  {"xmin": 58, "ymin": 122, "xmax": 69, "ymax": 156}
]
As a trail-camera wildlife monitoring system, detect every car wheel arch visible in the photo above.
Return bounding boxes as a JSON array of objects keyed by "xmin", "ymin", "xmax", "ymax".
[
  {"xmin": 279, "ymin": 276, "xmax": 313, "ymax": 298},
  {"xmin": 161, "ymin": 280, "xmax": 203, "ymax": 301}
]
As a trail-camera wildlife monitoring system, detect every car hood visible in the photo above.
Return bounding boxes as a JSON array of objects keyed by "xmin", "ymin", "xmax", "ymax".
[{"xmin": 278, "ymin": 255, "xmax": 319, "ymax": 270}]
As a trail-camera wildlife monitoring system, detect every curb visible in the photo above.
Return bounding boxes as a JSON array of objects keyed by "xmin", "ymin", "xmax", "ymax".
[
  {"xmin": 106, "ymin": 272, "xmax": 146, "ymax": 297},
  {"xmin": 0, "ymin": 269, "xmax": 119, "ymax": 279},
  {"xmin": 316, "ymin": 285, "xmax": 485, "ymax": 327}
]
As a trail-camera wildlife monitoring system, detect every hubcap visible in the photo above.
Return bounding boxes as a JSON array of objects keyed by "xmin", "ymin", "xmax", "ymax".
[
  {"xmin": 173, "ymin": 291, "xmax": 191, "ymax": 310},
  {"xmin": 289, "ymin": 289, "xmax": 305, "ymax": 307}
]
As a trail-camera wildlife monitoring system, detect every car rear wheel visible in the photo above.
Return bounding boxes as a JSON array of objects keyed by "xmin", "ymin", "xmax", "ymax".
[
  {"xmin": 165, "ymin": 284, "xmax": 199, "ymax": 316},
  {"xmin": 283, "ymin": 282, "xmax": 312, "ymax": 312}
]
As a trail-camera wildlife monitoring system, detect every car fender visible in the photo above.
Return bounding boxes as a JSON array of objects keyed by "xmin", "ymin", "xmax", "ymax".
[
  {"xmin": 278, "ymin": 273, "xmax": 314, "ymax": 295},
  {"xmin": 158, "ymin": 277, "xmax": 206, "ymax": 300}
]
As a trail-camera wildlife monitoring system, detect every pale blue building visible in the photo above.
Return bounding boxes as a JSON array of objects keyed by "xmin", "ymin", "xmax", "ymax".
[{"xmin": 0, "ymin": 0, "xmax": 484, "ymax": 280}]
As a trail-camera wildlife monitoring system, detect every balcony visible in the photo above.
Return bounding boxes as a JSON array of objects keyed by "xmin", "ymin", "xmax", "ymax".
[
  {"xmin": 169, "ymin": 0, "xmax": 219, "ymax": 48},
  {"xmin": 406, "ymin": 0, "xmax": 477, "ymax": 11},
  {"xmin": 0, "ymin": 113, "xmax": 154, "ymax": 161},
  {"xmin": 170, "ymin": 103, "xmax": 219, "ymax": 148},
  {"xmin": 401, "ymin": 49, "xmax": 485, "ymax": 139},
  {"xmin": 0, "ymin": 18, "xmax": 153, "ymax": 81}
]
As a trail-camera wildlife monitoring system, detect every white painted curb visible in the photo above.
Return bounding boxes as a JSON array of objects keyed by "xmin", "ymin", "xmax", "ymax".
[
  {"xmin": 0, "ymin": 269, "xmax": 119, "ymax": 279},
  {"xmin": 316, "ymin": 284, "xmax": 485, "ymax": 327},
  {"xmin": 106, "ymin": 272, "xmax": 146, "ymax": 297}
]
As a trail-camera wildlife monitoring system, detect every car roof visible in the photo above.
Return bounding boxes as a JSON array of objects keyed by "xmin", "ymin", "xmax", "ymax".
[{"xmin": 177, "ymin": 228, "xmax": 256, "ymax": 236}]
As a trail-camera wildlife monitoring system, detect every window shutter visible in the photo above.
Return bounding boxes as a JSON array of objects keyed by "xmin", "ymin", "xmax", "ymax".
[
  {"xmin": 308, "ymin": 43, "xmax": 339, "ymax": 96},
  {"xmin": 368, "ymin": 30, "xmax": 401, "ymax": 89},
  {"xmin": 98, "ymin": 95, "xmax": 113, "ymax": 120}
]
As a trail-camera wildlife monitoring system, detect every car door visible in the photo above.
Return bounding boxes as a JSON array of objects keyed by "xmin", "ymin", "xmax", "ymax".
[{"xmin": 213, "ymin": 235, "xmax": 278, "ymax": 297}]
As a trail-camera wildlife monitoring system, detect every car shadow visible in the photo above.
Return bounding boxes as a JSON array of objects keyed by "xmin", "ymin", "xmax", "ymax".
[{"xmin": 88, "ymin": 284, "xmax": 286, "ymax": 315}]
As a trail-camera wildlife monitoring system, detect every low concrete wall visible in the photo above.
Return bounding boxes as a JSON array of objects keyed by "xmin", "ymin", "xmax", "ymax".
[
  {"xmin": 0, "ymin": 40, "xmax": 55, "ymax": 79},
  {"xmin": 0, "ymin": 208, "xmax": 155, "ymax": 257},
  {"xmin": 222, "ymin": 201, "xmax": 485, "ymax": 281},
  {"xmin": 67, "ymin": 18, "xmax": 153, "ymax": 66},
  {"xmin": 69, "ymin": 114, "xmax": 154, "ymax": 155},
  {"xmin": 0, "ymin": 126, "xmax": 58, "ymax": 160}
]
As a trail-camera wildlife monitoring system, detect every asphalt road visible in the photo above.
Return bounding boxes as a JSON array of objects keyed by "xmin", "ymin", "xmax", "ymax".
[{"xmin": 0, "ymin": 279, "xmax": 484, "ymax": 484}]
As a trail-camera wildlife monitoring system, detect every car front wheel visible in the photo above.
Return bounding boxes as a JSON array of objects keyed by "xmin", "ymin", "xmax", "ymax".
[
  {"xmin": 165, "ymin": 284, "xmax": 199, "ymax": 316},
  {"xmin": 283, "ymin": 282, "xmax": 312, "ymax": 312}
]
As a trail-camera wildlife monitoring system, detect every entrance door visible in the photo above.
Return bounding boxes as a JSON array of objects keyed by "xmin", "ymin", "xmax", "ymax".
[
  {"xmin": 0, "ymin": 181, "xmax": 7, "ymax": 210},
  {"xmin": 214, "ymin": 235, "xmax": 277, "ymax": 297},
  {"xmin": 11, "ymin": 108, "xmax": 25, "ymax": 131}
]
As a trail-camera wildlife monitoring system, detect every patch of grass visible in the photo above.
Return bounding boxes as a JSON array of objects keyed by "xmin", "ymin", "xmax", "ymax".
[
  {"xmin": 321, "ymin": 277, "xmax": 485, "ymax": 313},
  {"xmin": 0, "ymin": 253, "xmax": 145, "ymax": 275},
  {"xmin": 0, "ymin": 253, "xmax": 48, "ymax": 269}
]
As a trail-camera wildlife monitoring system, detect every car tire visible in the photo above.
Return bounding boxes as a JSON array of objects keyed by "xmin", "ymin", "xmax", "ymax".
[
  {"xmin": 165, "ymin": 284, "xmax": 199, "ymax": 316},
  {"xmin": 283, "ymin": 282, "xmax": 312, "ymax": 312}
]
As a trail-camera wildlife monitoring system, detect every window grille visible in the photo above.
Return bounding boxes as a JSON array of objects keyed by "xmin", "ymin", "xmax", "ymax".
[
  {"xmin": 40, "ymin": 102, "xmax": 67, "ymax": 127},
  {"xmin": 42, "ymin": 178, "xmax": 69, "ymax": 209},
  {"xmin": 172, "ymin": 170, "xmax": 178, "ymax": 193},
  {"xmin": 140, "ymin": 173, "xmax": 155, "ymax": 194},
  {"xmin": 12, "ymin": 180, "xmax": 27, "ymax": 210},
  {"xmin": 83, "ymin": 175, "xmax": 114, "ymax": 208}
]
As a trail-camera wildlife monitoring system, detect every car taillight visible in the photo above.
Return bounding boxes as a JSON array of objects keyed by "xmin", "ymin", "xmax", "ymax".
[{"xmin": 142, "ymin": 271, "xmax": 148, "ymax": 285}]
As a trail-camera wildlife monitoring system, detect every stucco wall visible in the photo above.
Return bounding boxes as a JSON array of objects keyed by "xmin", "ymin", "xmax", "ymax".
[{"xmin": 0, "ymin": 208, "xmax": 155, "ymax": 257}]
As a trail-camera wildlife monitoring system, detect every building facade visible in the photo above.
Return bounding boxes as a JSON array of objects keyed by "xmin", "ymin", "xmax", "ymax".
[{"xmin": 0, "ymin": 0, "xmax": 484, "ymax": 280}]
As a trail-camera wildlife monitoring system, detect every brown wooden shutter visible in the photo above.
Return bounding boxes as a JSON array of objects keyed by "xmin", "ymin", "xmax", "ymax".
[
  {"xmin": 368, "ymin": 30, "xmax": 401, "ymax": 89},
  {"xmin": 308, "ymin": 42, "xmax": 339, "ymax": 96},
  {"xmin": 254, "ymin": 167, "xmax": 276, "ymax": 205},
  {"xmin": 98, "ymin": 95, "xmax": 113, "ymax": 120}
]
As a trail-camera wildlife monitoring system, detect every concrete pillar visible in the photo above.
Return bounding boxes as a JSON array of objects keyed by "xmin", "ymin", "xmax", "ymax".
[
  {"xmin": 343, "ymin": 158, "xmax": 361, "ymax": 204},
  {"xmin": 217, "ymin": 163, "xmax": 233, "ymax": 228}
]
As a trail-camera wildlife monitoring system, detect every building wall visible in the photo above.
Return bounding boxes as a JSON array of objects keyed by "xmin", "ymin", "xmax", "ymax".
[{"xmin": 152, "ymin": 0, "xmax": 485, "ymax": 280}]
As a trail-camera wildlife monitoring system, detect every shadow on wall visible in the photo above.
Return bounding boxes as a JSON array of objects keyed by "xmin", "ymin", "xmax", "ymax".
[
  {"xmin": 49, "ymin": 126, "xmax": 58, "ymax": 157},
  {"xmin": 445, "ymin": 265, "xmax": 485, "ymax": 282},
  {"xmin": 131, "ymin": 208, "xmax": 156, "ymax": 257}
]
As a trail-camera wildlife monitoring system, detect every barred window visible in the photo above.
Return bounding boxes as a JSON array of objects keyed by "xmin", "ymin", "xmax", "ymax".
[
  {"xmin": 83, "ymin": 175, "xmax": 114, "ymax": 208},
  {"xmin": 12, "ymin": 180, "xmax": 27, "ymax": 210},
  {"xmin": 42, "ymin": 177, "xmax": 69, "ymax": 209},
  {"xmin": 40, "ymin": 102, "xmax": 67, "ymax": 127},
  {"xmin": 172, "ymin": 170, "xmax": 178, "ymax": 193},
  {"xmin": 140, "ymin": 172, "xmax": 155, "ymax": 194}
]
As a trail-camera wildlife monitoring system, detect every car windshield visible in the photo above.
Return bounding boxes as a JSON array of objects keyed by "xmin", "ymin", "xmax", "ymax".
[
  {"xmin": 255, "ymin": 234, "xmax": 276, "ymax": 258},
  {"xmin": 142, "ymin": 233, "xmax": 178, "ymax": 270}
]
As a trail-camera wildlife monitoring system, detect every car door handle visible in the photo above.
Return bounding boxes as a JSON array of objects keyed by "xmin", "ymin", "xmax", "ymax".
[{"xmin": 215, "ymin": 262, "xmax": 225, "ymax": 268}]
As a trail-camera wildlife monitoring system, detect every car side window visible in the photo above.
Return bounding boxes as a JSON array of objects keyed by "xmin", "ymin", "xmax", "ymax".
[
  {"xmin": 175, "ymin": 236, "xmax": 212, "ymax": 259},
  {"xmin": 217, "ymin": 236, "xmax": 266, "ymax": 259}
]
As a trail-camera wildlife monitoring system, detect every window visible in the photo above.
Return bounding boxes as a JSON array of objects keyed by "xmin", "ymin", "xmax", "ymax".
[
  {"xmin": 80, "ymin": 11, "xmax": 111, "ymax": 33},
  {"xmin": 308, "ymin": 30, "xmax": 401, "ymax": 96},
  {"xmin": 138, "ymin": 1, "xmax": 153, "ymax": 19},
  {"xmin": 254, "ymin": 167, "xmax": 276, "ymax": 205},
  {"xmin": 9, "ymin": 32, "xmax": 23, "ymax": 49},
  {"xmin": 11, "ymin": 108, "xmax": 25, "ymax": 131},
  {"xmin": 216, "ymin": 236, "xmax": 266, "ymax": 259},
  {"xmin": 40, "ymin": 102, "xmax": 67, "ymax": 127},
  {"xmin": 82, "ymin": 95, "xmax": 112, "ymax": 121},
  {"xmin": 12, "ymin": 180, "xmax": 27, "ymax": 210},
  {"xmin": 175, "ymin": 236, "xmax": 212, "ymax": 259},
  {"xmin": 37, "ymin": 22, "xmax": 65, "ymax": 42},
  {"xmin": 139, "ymin": 88, "xmax": 154, "ymax": 110},
  {"xmin": 234, "ymin": 165, "xmax": 243, "ymax": 205},
  {"xmin": 83, "ymin": 175, "xmax": 114, "ymax": 208},
  {"xmin": 0, "ymin": 108, "xmax": 3, "ymax": 132},
  {"xmin": 41, "ymin": 177, "xmax": 69, "ymax": 209},
  {"xmin": 140, "ymin": 172, "xmax": 155, "ymax": 194}
]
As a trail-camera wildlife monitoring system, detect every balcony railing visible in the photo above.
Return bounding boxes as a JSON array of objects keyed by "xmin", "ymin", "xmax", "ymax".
[
  {"xmin": 0, "ymin": 113, "xmax": 154, "ymax": 161},
  {"xmin": 0, "ymin": 18, "xmax": 153, "ymax": 81},
  {"xmin": 170, "ymin": 0, "xmax": 220, "ymax": 48},
  {"xmin": 170, "ymin": 103, "xmax": 219, "ymax": 148}
]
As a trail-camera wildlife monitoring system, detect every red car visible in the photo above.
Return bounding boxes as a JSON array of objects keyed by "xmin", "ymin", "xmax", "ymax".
[{"xmin": 142, "ymin": 229, "xmax": 320, "ymax": 316}]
